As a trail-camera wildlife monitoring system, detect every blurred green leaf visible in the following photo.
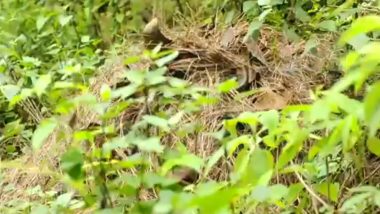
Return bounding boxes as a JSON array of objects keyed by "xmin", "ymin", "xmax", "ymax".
[
  {"xmin": 0, "ymin": 84, "xmax": 20, "ymax": 101},
  {"xmin": 258, "ymin": 110, "xmax": 279, "ymax": 132},
  {"xmin": 59, "ymin": 15, "xmax": 73, "ymax": 26},
  {"xmin": 226, "ymin": 135, "xmax": 251, "ymax": 157},
  {"xmin": 367, "ymin": 137, "xmax": 380, "ymax": 157},
  {"xmin": 36, "ymin": 16, "xmax": 49, "ymax": 31},
  {"xmin": 143, "ymin": 115, "xmax": 170, "ymax": 132},
  {"xmin": 133, "ymin": 137, "xmax": 164, "ymax": 153},
  {"xmin": 217, "ymin": 78, "xmax": 239, "ymax": 93},
  {"xmin": 161, "ymin": 153, "xmax": 203, "ymax": 175},
  {"xmin": 364, "ymin": 82, "xmax": 380, "ymax": 137},
  {"xmin": 318, "ymin": 20, "xmax": 337, "ymax": 32},
  {"xmin": 34, "ymin": 74, "xmax": 52, "ymax": 97},
  {"xmin": 32, "ymin": 118, "xmax": 58, "ymax": 150},
  {"xmin": 155, "ymin": 51, "xmax": 179, "ymax": 67},
  {"xmin": 340, "ymin": 15, "xmax": 380, "ymax": 45},
  {"xmin": 314, "ymin": 182, "xmax": 340, "ymax": 202},
  {"xmin": 100, "ymin": 84, "xmax": 112, "ymax": 102},
  {"xmin": 61, "ymin": 148, "xmax": 84, "ymax": 180},
  {"xmin": 125, "ymin": 70, "xmax": 145, "ymax": 85}
]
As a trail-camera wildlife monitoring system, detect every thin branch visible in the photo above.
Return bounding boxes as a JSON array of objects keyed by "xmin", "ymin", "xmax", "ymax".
[{"xmin": 293, "ymin": 164, "xmax": 330, "ymax": 209}]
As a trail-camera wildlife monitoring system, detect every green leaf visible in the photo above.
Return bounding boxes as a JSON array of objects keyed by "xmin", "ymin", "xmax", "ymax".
[
  {"xmin": 226, "ymin": 135, "xmax": 251, "ymax": 157},
  {"xmin": 32, "ymin": 118, "xmax": 58, "ymax": 150},
  {"xmin": 250, "ymin": 185, "xmax": 271, "ymax": 202},
  {"xmin": 314, "ymin": 182, "xmax": 340, "ymax": 202},
  {"xmin": 341, "ymin": 192, "xmax": 372, "ymax": 213},
  {"xmin": 133, "ymin": 137, "xmax": 164, "ymax": 153},
  {"xmin": 0, "ymin": 84, "xmax": 20, "ymax": 101},
  {"xmin": 168, "ymin": 111, "xmax": 184, "ymax": 125},
  {"xmin": 59, "ymin": 15, "xmax": 73, "ymax": 26},
  {"xmin": 125, "ymin": 70, "xmax": 145, "ymax": 85},
  {"xmin": 54, "ymin": 192, "xmax": 74, "ymax": 207},
  {"xmin": 318, "ymin": 20, "xmax": 337, "ymax": 32},
  {"xmin": 364, "ymin": 82, "xmax": 380, "ymax": 137},
  {"xmin": 146, "ymin": 67, "xmax": 167, "ymax": 85},
  {"xmin": 340, "ymin": 15, "xmax": 380, "ymax": 45},
  {"xmin": 285, "ymin": 183, "xmax": 304, "ymax": 204},
  {"xmin": 204, "ymin": 147, "xmax": 225, "ymax": 176},
  {"xmin": 81, "ymin": 35, "xmax": 90, "ymax": 43},
  {"xmin": 304, "ymin": 35, "xmax": 318, "ymax": 53},
  {"xmin": 348, "ymin": 34, "xmax": 370, "ymax": 50},
  {"xmin": 31, "ymin": 204, "xmax": 50, "ymax": 214},
  {"xmin": 143, "ymin": 115, "xmax": 170, "ymax": 132},
  {"xmin": 36, "ymin": 16, "xmax": 49, "ymax": 31},
  {"xmin": 100, "ymin": 84, "xmax": 112, "ymax": 102},
  {"xmin": 269, "ymin": 184, "xmax": 289, "ymax": 201},
  {"xmin": 295, "ymin": 4, "xmax": 311, "ymax": 22},
  {"xmin": 258, "ymin": 110, "xmax": 279, "ymax": 132},
  {"xmin": 240, "ymin": 149, "xmax": 274, "ymax": 186},
  {"xmin": 61, "ymin": 148, "xmax": 84, "ymax": 180},
  {"xmin": 34, "ymin": 74, "xmax": 51, "ymax": 97},
  {"xmin": 367, "ymin": 137, "xmax": 380, "ymax": 157},
  {"xmin": 124, "ymin": 56, "xmax": 141, "ymax": 65},
  {"xmin": 112, "ymin": 83, "xmax": 139, "ymax": 99},
  {"xmin": 217, "ymin": 78, "xmax": 238, "ymax": 93},
  {"xmin": 243, "ymin": 1, "xmax": 256, "ymax": 13},
  {"xmin": 155, "ymin": 51, "xmax": 179, "ymax": 67},
  {"xmin": 244, "ymin": 19, "xmax": 263, "ymax": 41},
  {"xmin": 22, "ymin": 56, "xmax": 42, "ymax": 67},
  {"xmin": 161, "ymin": 154, "xmax": 204, "ymax": 175},
  {"xmin": 258, "ymin": 0, "xmax": 270, "ymax": 6},
  {"xmin": 277, "ymin": 129, "xmax": 307, "ymax": 169}
]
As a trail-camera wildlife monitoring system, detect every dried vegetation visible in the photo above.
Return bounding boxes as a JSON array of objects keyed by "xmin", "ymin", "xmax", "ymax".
[{"xmin": 1, "ymin": 17, "xmax": 341, "ymax": 203}]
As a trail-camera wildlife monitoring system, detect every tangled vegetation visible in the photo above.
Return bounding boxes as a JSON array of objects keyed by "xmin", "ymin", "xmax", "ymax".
[{"xmin": 1, "ymin": 0, "xmax": 380, "ymax": 213}]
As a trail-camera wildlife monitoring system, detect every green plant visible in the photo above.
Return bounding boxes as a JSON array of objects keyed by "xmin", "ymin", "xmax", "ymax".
[{"xmin": 2, "ymin": 0, "xmax": 380, "ymax": 214}]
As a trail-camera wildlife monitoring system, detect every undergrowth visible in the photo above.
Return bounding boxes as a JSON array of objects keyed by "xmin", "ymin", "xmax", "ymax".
[{"xmin": 1, "ymin": 0, "xmax": 380, "ymax": 214}]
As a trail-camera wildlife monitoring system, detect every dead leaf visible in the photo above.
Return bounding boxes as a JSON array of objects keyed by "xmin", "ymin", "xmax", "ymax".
[
  {"xmin": 220, "ymin": 27, "xmax": 236, "ymax": 48},
  {"xmin": 254, "ymin": 88, "xmax": 291, "ymax": 110}
]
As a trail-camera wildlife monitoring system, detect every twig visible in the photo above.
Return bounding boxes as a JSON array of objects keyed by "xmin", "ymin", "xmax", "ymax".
[{"xmin": 293, "ymin": 164, "xmax": 330, "ymax": 209}]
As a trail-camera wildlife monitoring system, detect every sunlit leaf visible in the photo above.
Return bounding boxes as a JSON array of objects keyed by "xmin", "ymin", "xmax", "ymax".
[
  {"xmin": 125, "ymin": 70, "xmax": 145, "ymax": 85},
  {"xmin": 60, "ymin": 148, "xmax": 84, "ymax": 180},
  {"xmin": 100, "ymin": 84, "xmax": 112, "ymax": 102},
  {"xmin": 314, "ymin": 182, "xmax": 340, "ymax": 202},
  {"xmin": 59, "ymin": 15, "xmax": 73, "ymax": 26},
  {"xmin": 364, "ymin": 82, "xmax": 380, "ymax": 137},
  {"xmin": 241, "ymin": 149, "xmax": 274, "ymax": 186},
  {"xmin": 258, "ymin": 110, "xmax": 279, "ymax": 132},
  {"xmin": 133, "ymin": 137, "xmax": 164, "ymax": 153},
  {"xmin": 0, "ymin": 84, "xmax": 20, "ymax": 101},
  {"xmin": 318, "ymin": 20, "xmax": 337, "ymax": 32},
  {"xmin": 217, "ymin": 78, "xmax": 238, "ymax": 93},
  {"xmin": 161, "ymin": 154, "xmax": 203, "ymax": 175},
  {"xmin": 143, "ymin": 115, "xmax": 170, "ymax": 132},
  {"xmin": 146, "ymin": 67, "xmax": 167, "ymax": 85},
  {"xmin": 243, "ymin": 1, "xmax": 256, "ymax": 13},
  {"xmin": 54, "ymin": 192, "xmax": 74, "ymax": 206},
  {"xmin": 36, "ymin": 16, "xmax": 49, "ymax": 31},
  {"xmin": 155, "ymin": 51, "xmax": 179, "ymax": 67},
  {"xmin": 124, "ymin": 56, "xmax": 141, "ymax": 65},
  {"xmin": 32, "ymin": 118, "xmax": 58, "ymax": 150},
  {"xmin": 226, "ymin": 135, "xmax": 251, "ymax": 157},
  {"xmin": 112, "ymin": 83, "xmax": 139, "ymax": 99},
  {"xmin": 204, "ymin": 147, "xmax": 225, "ymax": 176},
  {"xmin": 340, "ymin": 15, "xmax": 380, "ymax": 45},
  {"xmin": 304, "ymin": 35, "xmax": 318, "ymax": 53},
  {"xmin": 277, "ymin": 129, "xmax": 307, "ymax": 169},
  {"xmin": 367, "ymin": 137, "xmax": 380, "ymax": 157},
  {"xmin": 34, "ymin": 74, "xmax": 51, "ymax": 97}
]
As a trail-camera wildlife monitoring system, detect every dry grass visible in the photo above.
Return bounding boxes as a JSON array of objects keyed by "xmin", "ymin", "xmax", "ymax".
[{"xmin": 0, "ymin": 18, "xmax": 340, "ymax": 206}]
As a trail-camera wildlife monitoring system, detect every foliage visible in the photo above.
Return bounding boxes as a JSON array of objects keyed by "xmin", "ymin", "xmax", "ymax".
[{"xmin": 2, "ymin": 0, "xmax": 380, "ymax": 214}]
